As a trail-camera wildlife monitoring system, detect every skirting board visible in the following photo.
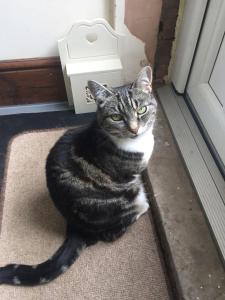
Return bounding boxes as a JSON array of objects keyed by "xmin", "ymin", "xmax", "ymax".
[
  {"xmin": 157, "ymin": 84, "xmax": 225, "ymax": 263},
  {"xmin": 0, "ymin": 57, "xmax": 67, "ymax": 106},
  {"xmin": 0, "ymin": 102, "xmax": 72, "ymax": 116}
]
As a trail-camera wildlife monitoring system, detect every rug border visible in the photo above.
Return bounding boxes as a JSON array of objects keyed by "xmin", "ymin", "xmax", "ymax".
[
  {"xmin": 0, "ymin": 124, "xmax": 173, "ymax": 298},
  {"xmin": 0, "ymin": 125, "xmax": 85, "ymax": 233}
]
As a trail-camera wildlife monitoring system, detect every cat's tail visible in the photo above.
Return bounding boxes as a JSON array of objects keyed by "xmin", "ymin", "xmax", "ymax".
[{"xmin": 0, "ymin": 230, "xmax": 93, "ymax": 286}]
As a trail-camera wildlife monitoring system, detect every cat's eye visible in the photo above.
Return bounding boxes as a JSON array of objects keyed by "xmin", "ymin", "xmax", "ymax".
[
  {"xmin": 110, "ymin": 114, "xmax": 123, "ymax": 121},
  {"xmin": 137, "ymin": 106, "xmax": 147, "ymax": 115}
]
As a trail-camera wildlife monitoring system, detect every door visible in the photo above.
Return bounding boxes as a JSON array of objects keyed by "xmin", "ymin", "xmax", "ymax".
[{"xmin": 187, "ymin": 1, "xmax": 225, "ymax": 169}]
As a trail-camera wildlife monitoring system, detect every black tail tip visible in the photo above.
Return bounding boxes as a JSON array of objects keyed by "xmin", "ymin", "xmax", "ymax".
[{"xmin": 0, "ymin": 265, "xmax": 16, "ymax": 285}]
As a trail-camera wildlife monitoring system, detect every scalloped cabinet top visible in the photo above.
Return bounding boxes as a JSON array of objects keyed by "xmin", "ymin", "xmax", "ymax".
[{"xmin": 58, "ymin": 19, "xmax": 125, "ymax": 113}]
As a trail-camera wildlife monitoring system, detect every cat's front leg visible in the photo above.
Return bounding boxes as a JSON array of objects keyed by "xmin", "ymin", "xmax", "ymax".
[{"xmin": 134, "ymin": 185, "xmax": 149, "ymax": 220}]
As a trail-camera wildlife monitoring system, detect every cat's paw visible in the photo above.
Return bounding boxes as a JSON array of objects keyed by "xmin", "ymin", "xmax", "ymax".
[
  {"xmin": 135, "ymin": 202, "xmax": 149, "ymax": 220},
  {"xmin": 134, "ymin": 185, "xmax": 150, "ymax": 220}
]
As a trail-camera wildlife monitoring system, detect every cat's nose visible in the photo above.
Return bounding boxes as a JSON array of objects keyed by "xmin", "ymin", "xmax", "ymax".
[
  {"xmin": 128, "ymin": 121, "xmax": 139, "ymax": 134},
  {"xmin": 129, "ymin": 127, "xmax": 138, "ymax": 134}
]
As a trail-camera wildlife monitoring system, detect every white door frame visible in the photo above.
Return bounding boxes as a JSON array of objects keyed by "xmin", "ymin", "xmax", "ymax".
[
  {"xmin": 171, "ymin": 0, "xmax": 225, "ymax": 167},
  {"xmin": 186, "ymin": 1, "xmax": 225, "ymax": 167},
  {"xmin": 171, "ymin": 0, "xmax": 208, "ymax": 93}
]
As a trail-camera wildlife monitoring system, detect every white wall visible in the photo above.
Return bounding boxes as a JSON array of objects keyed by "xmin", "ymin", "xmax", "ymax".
[{"xmin": 0, "ymin": 0, "xmax": 111, "ymax": 60}]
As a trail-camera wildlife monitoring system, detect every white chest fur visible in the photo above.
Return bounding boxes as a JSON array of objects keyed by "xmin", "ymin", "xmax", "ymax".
[{"xmin": 111, "ymin": 127, "xmax": 154, "ymax": 164}]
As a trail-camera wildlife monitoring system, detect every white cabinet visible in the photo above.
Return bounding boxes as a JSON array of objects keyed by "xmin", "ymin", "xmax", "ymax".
[{"xmin": 58, "ymin": 19, "xmax": 124, "ymax": 114}]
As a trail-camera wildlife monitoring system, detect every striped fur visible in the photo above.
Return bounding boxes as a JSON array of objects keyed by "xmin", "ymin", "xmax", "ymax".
[{"xmin": 0, "ymin": 66, "xmax": 157, "ymax": 286}]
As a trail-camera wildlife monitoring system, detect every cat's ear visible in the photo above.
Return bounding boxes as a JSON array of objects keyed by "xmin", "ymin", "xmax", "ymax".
[
  {"xmin": 87, "ymin": 80, "xmax": 113, "ymax": 107},
  {"xmin": 133, "ymin": 66, "xmax": 153, "ymax": 93}
]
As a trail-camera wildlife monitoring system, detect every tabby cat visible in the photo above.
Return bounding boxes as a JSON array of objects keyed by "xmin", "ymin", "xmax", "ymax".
[{"xmin": 0, "ymin": 66, "xmax": 157, "ymax": 286}]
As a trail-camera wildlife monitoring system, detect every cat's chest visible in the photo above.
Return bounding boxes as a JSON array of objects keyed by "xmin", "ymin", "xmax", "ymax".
[{"xmin": 112, "ymin": 129, "xmax": 154, "ymax": 164}]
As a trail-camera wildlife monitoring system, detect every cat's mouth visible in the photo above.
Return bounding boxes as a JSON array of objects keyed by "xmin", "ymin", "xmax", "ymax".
[{"xmin": 129, "ymin": 132, "xmax": 139, "ymax": 139}]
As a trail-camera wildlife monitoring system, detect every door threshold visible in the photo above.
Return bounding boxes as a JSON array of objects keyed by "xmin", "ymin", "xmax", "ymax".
[
  {"xmin": 157, "ymin": 84, "xmax": 225, "ymax": 263},
  {"xmin": 0, "ymin": 102, "xmax": 73, "ymax": 116}
]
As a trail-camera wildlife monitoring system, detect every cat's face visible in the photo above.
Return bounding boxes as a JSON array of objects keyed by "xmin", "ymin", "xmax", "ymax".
[{"xmin": 88, "ymin": 66, "xmax": 157, "ymax": 139}]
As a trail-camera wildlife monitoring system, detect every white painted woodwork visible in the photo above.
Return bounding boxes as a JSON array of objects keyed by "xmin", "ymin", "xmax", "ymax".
[
  {"xmin": 187, "ymin": 0, "xmax": 225, "ymax": 166},
  {"xmin": 171, "ymin": 0, "xmax": 208, "ymax": 93},
  {"xmin": 209, "ymin": 36, "xmax": 225, "ymax": 108},
  {"xmin": 58, "ymin": 19, "xmax": 124, "ymax": 112}
]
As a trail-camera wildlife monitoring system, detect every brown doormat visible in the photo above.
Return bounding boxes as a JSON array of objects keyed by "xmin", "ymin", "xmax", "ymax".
[{"xmin": 0, "ymin": 129, "xmax": 170, "ymax": 300}]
